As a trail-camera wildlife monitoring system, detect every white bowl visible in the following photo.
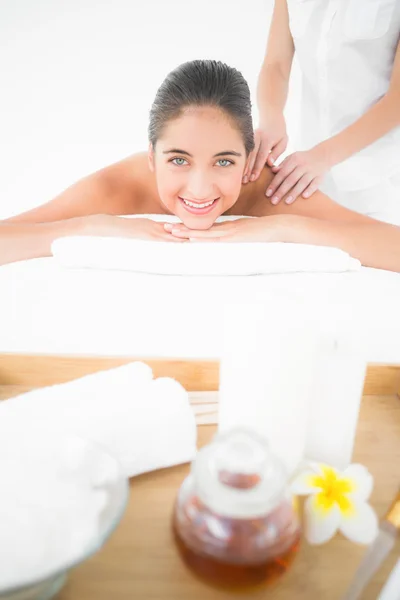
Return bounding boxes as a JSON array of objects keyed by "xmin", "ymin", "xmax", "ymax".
[{"xmin": 0, "ymin": 431, "xmax": 129, "ymax": 600}]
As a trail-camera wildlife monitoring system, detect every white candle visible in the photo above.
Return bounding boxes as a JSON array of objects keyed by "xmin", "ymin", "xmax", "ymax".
[
  {"xmin": 218, "ymin": 295, "xmax": 318, "ymax": 475},
  {"xmin": 305, "ymin": 332, "xmax": 367, "ymax": 469}
]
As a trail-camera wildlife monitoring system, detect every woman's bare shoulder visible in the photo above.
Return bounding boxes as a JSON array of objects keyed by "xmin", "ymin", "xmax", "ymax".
[
  {"xmin": 116, "ymin": 152, "xmax": 164, "ymax": 212},
  {"xmin": 74, "ymin": 151, "xmax": 161, "ymax": 213},
  {"xmin": 246, "ymin": 166, "xmax": 375, "ymax": 225},
  {"xmin": 6, "ymin": 151, "xmax": 162, "ymax": 224},
  {"xmin": 226, "ymin": 165, "xmax": 274, "ymax": 216}
]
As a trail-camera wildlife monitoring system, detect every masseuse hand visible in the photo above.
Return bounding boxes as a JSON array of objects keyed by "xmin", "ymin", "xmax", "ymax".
[
  {"xmin": 242, "ymin": 113, "xmax": 288, "ymax": 184},
  {"xmin": 164, "ymin": 216, "xmax": 284, "ymax": 243},
  {"xmin": 266, "ymin": 145, "xmax": 330, "ymax": 205},
  {"xmin": 86, "ymin": 215, "xmax": 186, "ymax": 242}
]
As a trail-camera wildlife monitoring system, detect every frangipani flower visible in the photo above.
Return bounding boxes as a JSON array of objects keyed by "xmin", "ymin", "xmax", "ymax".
[{"xmin": 291, "ymin": 463, "xmax": 378, "ymax": 545}]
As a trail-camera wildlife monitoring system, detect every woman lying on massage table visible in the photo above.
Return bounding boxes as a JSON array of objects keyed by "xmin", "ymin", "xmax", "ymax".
[{"xmin": 1, "ymin": 59, "xmax": 400, "ymax": 272}]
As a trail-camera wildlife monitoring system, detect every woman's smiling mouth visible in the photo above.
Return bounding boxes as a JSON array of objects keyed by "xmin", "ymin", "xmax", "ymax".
[{"xmin": 179, "ymin": 196, "xmax": 219, "ymax": 215}]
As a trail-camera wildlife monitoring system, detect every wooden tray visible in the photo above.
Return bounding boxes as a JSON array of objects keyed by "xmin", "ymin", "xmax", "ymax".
[
  {"xmin": 1, "ymin": 352, "xmax": 400, "ymax": 394},
  {"xmin": 0, "ymin": 353, "xmax": 400, "ymax": 599}
]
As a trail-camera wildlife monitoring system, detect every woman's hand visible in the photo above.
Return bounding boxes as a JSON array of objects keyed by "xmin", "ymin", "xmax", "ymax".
[
  {"xmin": 266, "ymin": 145, "xmax": 331, "ymax": 205},
  {"xmin": 85, "ymin": 214, "xmax": 187, "ymax": 242},
  {"xmin": 164, "ymin": 216, "xmax": 286, "ymax": 243},
  {"xmin": 242, "ymin": 113, "xmax": 288, "ymax": 184}
]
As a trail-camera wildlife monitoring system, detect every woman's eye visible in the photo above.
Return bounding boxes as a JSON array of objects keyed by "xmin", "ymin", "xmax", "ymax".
[
  {"xmin": 171, "ymin": 157, "xmax": 188, "ymax": 166},
  {"xmin": 170, "ymin": 157, "xmax": 233, "ymax": 167}
]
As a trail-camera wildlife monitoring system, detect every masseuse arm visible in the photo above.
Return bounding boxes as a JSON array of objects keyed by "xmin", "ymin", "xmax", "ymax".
[
  {"xmin": 246, "ymin": 0, "xmax": 294, "ymax": 180},
  {"xmin": 315, "ymin": 39, "xmax": 400, "ymax": 168},
  {"xmin": 267, "ymin": 38, "xmax": 400, "ymax": 202},
  {"xmin": 256, "ymin": 0, "xmax": 294, "ymax": 125}
]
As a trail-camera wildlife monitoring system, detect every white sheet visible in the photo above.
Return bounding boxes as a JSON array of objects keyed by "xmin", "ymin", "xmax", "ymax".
[{"xmin": 1, "ymin": 257, "xmax": 400, "ymax": 363}]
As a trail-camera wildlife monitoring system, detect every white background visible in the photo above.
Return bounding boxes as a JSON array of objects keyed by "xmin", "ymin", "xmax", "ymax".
[{"xmin": 0, "ymin": 0, "xmax": 300, "ymax": 219}]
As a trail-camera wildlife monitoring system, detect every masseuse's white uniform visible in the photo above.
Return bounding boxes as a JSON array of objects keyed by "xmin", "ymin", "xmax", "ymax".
[{"xmin": 287, "ymin": 0, "xmax": 400, "ymax": 224}]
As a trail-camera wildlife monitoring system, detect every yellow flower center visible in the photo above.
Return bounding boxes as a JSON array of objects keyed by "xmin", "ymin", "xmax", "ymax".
[{"xmin": 308, "ymin": 466, "xmax": 355, "ymax": 515}]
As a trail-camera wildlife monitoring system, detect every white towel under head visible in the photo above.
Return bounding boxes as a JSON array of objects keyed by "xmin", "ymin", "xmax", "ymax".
[{"xmin": 52, "ymin": 234, "xmax": 360, "ymax": 277}]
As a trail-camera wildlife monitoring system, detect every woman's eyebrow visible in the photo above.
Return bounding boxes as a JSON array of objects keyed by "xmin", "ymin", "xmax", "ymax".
[{"xmin": 162, "ymin": 148, "xmax": 242, "ymax": 157}]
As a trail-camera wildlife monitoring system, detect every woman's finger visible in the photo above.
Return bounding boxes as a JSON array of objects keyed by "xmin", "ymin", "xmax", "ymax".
[
  {"xmin": 163, "ymin": 223, "xmax": 191, "ymax": 235},
  {"xmin": 244, "ymin": 150, "xmax": 257, "ymax": 181},
  {"xmin": 250, "ymin": 138, "xmax": 272, "ymax": 182},
  {"xmin": 169, "ymin": 229, "xmax": 192, "ymax": 238},
  {"xmin": 302, "ymin": 178, "xmax": 321, "ymax": 198},
  {"xmin": 267, "ymin": 158, "xmax": 290, "ymax": 187},
  {"xmin": 266, "ymin": 161, "xmax": 297, "ymax": 201},
  {"xmin": 243, "ymin": 136, "xmax": 261, "ymax": 183},
  {"xmin": 271, "ymin": 167, "xmax": 304, "ymax": 204},
  {"xmin": 268, "ymin": 137, "xmax": 288, "ymax": 166},
  {"xmin": 284, "ymin": 174, "xmax": 313, "ymax": 205},
  {"xmin": 161, "ymin": 233, "xmax": 188, "ymax": 242}
]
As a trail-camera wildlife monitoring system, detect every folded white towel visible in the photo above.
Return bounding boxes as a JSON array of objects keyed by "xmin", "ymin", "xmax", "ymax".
[
  {"xmin": 0, "ymin": 362, "xmax": 197, "ymax": 478},
  {"xmin": 52, "ymin": 235, "xmax": 360, "ymax": 276}
]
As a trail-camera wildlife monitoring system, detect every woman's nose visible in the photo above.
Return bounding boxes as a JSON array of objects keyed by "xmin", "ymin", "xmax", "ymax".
[{"xmin": 186, "ymin": 172, "xmax": 215, "ymax": 200}]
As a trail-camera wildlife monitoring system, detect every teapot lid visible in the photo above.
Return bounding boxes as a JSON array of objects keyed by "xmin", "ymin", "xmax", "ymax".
[{"xmin": 192, "ymin": 427, "xmax": 289, "ymax": 518}]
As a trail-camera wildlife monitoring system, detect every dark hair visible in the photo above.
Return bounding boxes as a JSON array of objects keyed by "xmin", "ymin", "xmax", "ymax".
[{"xmin": 148, "ymin": 59, "xmax": 255, "ymax": 155}]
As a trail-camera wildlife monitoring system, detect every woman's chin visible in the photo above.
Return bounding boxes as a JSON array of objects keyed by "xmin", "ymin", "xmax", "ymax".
[{"xmin": 179, "ymin": 214, "xmax": 219, "ymax": 230}]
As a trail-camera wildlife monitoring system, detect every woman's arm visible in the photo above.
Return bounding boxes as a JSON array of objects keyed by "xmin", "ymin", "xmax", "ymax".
[
  {"xmin": 277, "ymin": 213, "xmax": 400, "ymax": 272},
  {"xmin": 317, "ymin": 39, "xmax": 400, "ymax": 167},
  {"xmin": 266, "ymin": 171, "xmax": 400, "ymax": 271},
  {"xmin": 0, "ymin": 160, "xmax": 127, "ymax": 265},
  {"xmin": 0, "ymin": 212, "xmax": 181, "ymax": 267},
  {"xmin": 0, "ymin": 218, "xmax": 87, "ymax": 265},
  {"xmin": 256, "ymin": 0, "xmax": 295, "ymax": 123},
  {"xmin": 0, "ymin": 152, "xmax": 159, "ymax": 266},
  {"xmin": 265, "ymin": 40, "xmax": 400, "ymax": 203},
  {"xmin": 245, "ymin": 0, "xmax": 295, "ymax": 181}
]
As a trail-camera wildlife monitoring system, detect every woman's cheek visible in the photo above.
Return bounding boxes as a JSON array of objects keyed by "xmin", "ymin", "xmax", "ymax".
[
  {"xmin": 157, "ymin": 181, "xmax": 180, "ymax": 209},
  {"xmin": 223, "ymin": 184, "xmax": 241, "ymax": 209}
]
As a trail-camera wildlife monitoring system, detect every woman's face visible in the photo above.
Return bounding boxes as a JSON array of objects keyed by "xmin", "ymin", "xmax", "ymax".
[{"xmin": 148, "ymin": 106, "xmax": 248, "ymax": 230}]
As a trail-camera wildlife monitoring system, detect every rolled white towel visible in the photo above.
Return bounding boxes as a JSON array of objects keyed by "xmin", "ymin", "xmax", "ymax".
[
  {"xmin": 0, "ymin": 362, "xmax": 197, "ymax": 478},
  {"xmin": 52, "ymin": 235, "xmax": 361, "ymax": 276}
]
